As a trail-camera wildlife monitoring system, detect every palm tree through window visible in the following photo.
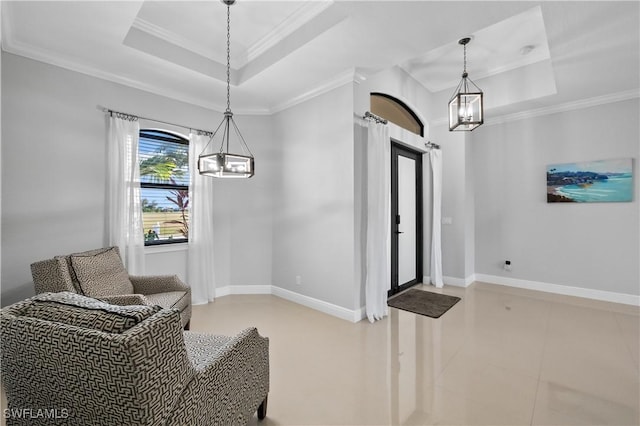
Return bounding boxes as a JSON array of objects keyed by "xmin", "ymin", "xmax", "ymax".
[{"xmin": 139, "ymin": 129, "xmax": 189, "ymax": 245}]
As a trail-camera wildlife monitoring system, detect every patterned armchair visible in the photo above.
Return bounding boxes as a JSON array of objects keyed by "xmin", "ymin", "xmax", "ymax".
[
  {"xmin": 30, "ymin": 246, "xmax": 192, "ymax": 329},
  {"xmin": 0, "ymin": 292, "xmax": 270, "ymax": 426}
]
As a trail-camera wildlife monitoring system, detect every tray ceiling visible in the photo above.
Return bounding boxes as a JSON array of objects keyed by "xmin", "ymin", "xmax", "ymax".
[{"xmin": 2, "ymin": 1, "xmax": 638, "ymax": 119}]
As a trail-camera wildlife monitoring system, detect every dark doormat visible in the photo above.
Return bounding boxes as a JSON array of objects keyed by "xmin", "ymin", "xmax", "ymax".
[{"xmin": 388, "ymin": 288, "xmax": 461, "ymax": 318}]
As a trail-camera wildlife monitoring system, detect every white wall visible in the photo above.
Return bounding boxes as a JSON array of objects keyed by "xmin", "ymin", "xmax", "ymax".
[
  {"xmin": 1, "ymin": 52, "xmax": 274, "ymax": 305},
  {"xmin": 472, "ymin": 99, "xmax": 640, "ymax": 297},
  {"xmin": 271, "ymin": 83, "xmax": 356, "ymax": 310}
]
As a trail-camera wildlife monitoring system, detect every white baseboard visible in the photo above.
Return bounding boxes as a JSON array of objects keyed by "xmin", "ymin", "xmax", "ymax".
[
  {"xmin": 475, "ymin": 274, "xmax": 640, "ymax": 306},
  {"xmin": 424, "ymin": 275, "xmax": 475, "ymax": 288},
  {"xmin": 443, "ymin": 275, "xmax": 475, "ymax": 288},
  {"xmin": 211, "ymin": 272, "xmax": 639, "ymax": 322},
  {"xmin": 466, "ymin": 274, "xmax": 477, "ymax": 287},
  {"xmin": 353, "ymin": 306, "xmax": 367, "ymax": 322},
  {"xmin": 214, "ymin": 284, "xmax": 363, "ymax": 322},
  {"xmin": 271, "ymin": 286, "xmax": 363, "ymax": 323},
  {"xmin": 214, "ymin": 285, "xmax": 271, "ymax": 298}
]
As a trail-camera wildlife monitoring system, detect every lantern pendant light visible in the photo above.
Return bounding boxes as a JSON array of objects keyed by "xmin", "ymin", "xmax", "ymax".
[
  {"xmin": 448, "ymin": 37, "xmax": 484, "ymax": 131},
  {"xmin": 198, "ymin": 0, "xmax": 254, "ymax": 178}
]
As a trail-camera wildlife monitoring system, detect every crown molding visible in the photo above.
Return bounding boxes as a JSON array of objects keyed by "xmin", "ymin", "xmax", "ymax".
[
  {"xmin": 7, "ymin": 11, "xmax": 637, "ymax": 123},
  {"xmin": 269, "ymin": 68, "xmax": 359, "ymax": 114},
  {"xmin": 246, "ymin": 0, "xmax": 334, "ymax": 65},
  {"xmin": 131, "ymin": 1, "xmax": 334, "ymax": 73},
  {"xmin": 132, "ymin": 17, "xmax": 230, "ymax": 67},
  {"xmin": 3, "ymin": 31, "xmax": 355, "ymax": 117},
  {"xmin": 431, "ymin": 89, "xmax": 640, "ymax": 129},
  {"xmin": 2, "ymin": 36, "xmax": 268, "ymax": 115},
  {"xmin": 484, "ymin": 89, "xmax": 640, "ymax": 126}
]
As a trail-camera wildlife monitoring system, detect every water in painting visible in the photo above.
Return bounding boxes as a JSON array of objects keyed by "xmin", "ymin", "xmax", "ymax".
[{"xmin": 546, "ymin": 158, "xmax": 633, "ymax": 203}]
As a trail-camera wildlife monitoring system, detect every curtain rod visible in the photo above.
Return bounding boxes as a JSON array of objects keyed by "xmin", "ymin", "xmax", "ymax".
[
  {"xmin": 97, "ymin": 105, "xmax": 213, "ymax": 135},
  {"xmin": 358, "ymin": 112, "xmax": 440, "ymax": 150},
  {"xmin": 362, "ymin": 111, "xmax": 388, "ymax": 124},
  {"xmin": 425, "ymin": 141, "xmax": 440, "ymax": 150}
]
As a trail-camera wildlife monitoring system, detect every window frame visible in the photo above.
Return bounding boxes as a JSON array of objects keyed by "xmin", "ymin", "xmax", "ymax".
[{"xmin": 139, "ymin": 129, "xmax": 190, "ymax": 247}]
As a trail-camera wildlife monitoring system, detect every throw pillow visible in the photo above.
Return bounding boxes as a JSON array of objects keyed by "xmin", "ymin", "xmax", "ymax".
[{"xmin": 70, "ymin": 247, "xmax": 134, "ymax": 297}]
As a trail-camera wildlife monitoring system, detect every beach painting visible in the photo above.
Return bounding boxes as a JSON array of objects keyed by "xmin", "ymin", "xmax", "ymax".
[{"xmin": 547, "ymin": 158, "xmax": 633, "ymax": 203}]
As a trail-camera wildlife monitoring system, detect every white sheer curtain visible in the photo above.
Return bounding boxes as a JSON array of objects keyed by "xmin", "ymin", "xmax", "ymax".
[
  {"xmin": 188, "ymin": 131, "xmax": 216, "ymax": 305},
  {"xmin": 429, "ymin": 149, "xmax": 443, "ymax": 288},
  {"xmin": 106, "ymin": 114, "xmax": 145, "ymax": 274},
  {"xmin": 365, "ymin": 122, "xmax": 391, "ymax": 323}
]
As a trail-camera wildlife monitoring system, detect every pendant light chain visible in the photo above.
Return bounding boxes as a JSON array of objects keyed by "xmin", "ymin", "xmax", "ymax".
[
  {"xmin": 197, "ymin": 0, "xmax": 255, "ymax": 178},
  {"xmin": 462, "ymin": 42, "xmax": 468, "ymax": 94},
  {"xmin": 463, "ymin": 42, "xmax": 467, "ymax": 76},
  {"xmin": 226, "ymin": 4, "xmax": 231, "ymax": 113}
]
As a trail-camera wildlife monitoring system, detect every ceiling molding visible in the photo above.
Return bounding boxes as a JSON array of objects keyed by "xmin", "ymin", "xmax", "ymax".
[
  {"xmin": 5, "ymin": 30, "xmax": 638, "ymax": 123},
  {"xmin": 2, "ymin": 35, "xmax": 273, "ymax": 115},
  {"xmin": 484, "ymin": 89, "xmax": 640, "ymax": 127},
  {"xmin": 246, "ymin": 1, "xmax": 334, "ymax": 65},
  {"xmin": 402, "ymin": 6, "xmax": 551, "ymax": 93},
  {"xmin": 131, "ymin": 1, "xmax": 334, "ymax": 73},
  {"xmin": 132, "ymin": 17, "xmax": 226, "ymax": 66},
  {"xmin": 269, "ymin": 68, "xmax": 359, "ymax": 114},
  {"xmin": 2, "ymin": 30, "xmax": 357, "ymax": 117},
  {"xmin": 431, "ymin": 89, "xmax": 640, "ymax": 128}
]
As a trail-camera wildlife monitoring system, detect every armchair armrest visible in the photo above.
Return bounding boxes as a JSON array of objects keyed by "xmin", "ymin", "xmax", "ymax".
[
  {"xmin": 167, "ymin": 328, "xmax": 270, "ymax": 425},
  {"xmin": 129, "ymin": 275, "xmax": 190, "ymax": 295},
  {"xmin": 100, "ymin": 294, "xmax": 149, "ymax": 306}
]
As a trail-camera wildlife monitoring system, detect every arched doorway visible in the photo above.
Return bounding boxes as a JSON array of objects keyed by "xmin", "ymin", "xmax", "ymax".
[{"xmin": 369, "ymin": 93, "xmax": 425, "ymax": 296}]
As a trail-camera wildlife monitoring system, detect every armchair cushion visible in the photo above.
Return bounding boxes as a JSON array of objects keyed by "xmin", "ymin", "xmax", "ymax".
[
  {"xmin": 70, "ymin": 247, "xmax": 134, "ymax": 297},
  {"xmin": 21, "ymin": 292, "xmax": 161, "ymax": 333},
  {"xmin": 146, "ymin": 291, "xmax": 191, "ymax": 314}
]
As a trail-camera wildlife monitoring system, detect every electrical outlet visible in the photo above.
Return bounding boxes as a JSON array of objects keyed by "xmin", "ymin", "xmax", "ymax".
[
  {"xmin": 295, "ymin": 275, "xmax": 302, "ymax": 285},
  {"xmin": 504, "ymin": 260, "xmax": 512, "ymax": 271}
]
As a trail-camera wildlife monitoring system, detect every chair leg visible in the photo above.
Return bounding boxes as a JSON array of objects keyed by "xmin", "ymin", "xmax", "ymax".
[
  {"xmin": 257, "ymin": 395, "xmax": 268, "ymax": 420},
  {"xmin": 184, "ymin": 320, "xmax": 190, "ymax": 331}
]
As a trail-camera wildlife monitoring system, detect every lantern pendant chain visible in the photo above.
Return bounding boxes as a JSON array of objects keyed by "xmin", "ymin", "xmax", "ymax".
[
  {"xmin": 226, "ymin": 4, "xmax": 231, "ymax": 113},
  {"xmin": 462, "ymin": 43, "xmax": 467, "ymax": 78}
]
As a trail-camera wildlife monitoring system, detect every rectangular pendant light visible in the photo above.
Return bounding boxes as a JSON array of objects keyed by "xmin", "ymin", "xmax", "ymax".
[{"xmin": 198, "ymin": 152, "xmax": 254, "ymax": 178}]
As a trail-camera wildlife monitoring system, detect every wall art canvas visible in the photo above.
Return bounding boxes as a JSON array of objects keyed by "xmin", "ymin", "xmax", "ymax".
[{"xmin": 547, "ymin": 158, "xmax": 633, "ymax": 203}]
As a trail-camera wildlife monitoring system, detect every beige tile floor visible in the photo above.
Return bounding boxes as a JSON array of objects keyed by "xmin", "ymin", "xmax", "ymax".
[
  {"xmin": 188, "ymin": 282, "xmax": 639, "ymax": 426},
  {"xmin": 1, "ymin": 281, "xmax": 638, "ymax": 425}
]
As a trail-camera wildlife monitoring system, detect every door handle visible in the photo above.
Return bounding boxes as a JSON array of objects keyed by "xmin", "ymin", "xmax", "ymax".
[{"xmin": 395, "ymin": 231, "xmax": 404, "ymax": 234}]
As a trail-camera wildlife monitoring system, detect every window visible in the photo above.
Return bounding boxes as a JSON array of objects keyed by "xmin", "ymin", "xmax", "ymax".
[
  {"xmin": 139, "ymin": 129, "xmax": 189, "ymax": 246},
  {"xmin": 370, "ymin": 93, "xmax": 424, "ymax": 137}
]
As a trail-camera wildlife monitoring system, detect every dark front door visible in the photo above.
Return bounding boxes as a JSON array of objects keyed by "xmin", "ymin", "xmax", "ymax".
[{"xmin": 390, "ymin": 142, "xmax": 423, "ymax": 296}]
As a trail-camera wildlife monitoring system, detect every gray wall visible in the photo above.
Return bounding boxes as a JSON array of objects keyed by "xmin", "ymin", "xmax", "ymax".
[
  {"xmin": 271, "ymin": 84, "xmax": 356, "ymax": 310},
  {"xmin": 472, "ymin": 99, "xmax": 640, "ymax": 296},
  {"xmin": 1, "ymin": 52, "xmax": 274, "ymax": 305},
  {"xmin": 430, "ymin": 124, "xmax": 469, "ymax": 281}
]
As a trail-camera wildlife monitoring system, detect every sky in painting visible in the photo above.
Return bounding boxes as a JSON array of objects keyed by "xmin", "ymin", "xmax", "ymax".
[{"xmin": 547, "ymin": 158, "xmax": 632, "ymax": 174}]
